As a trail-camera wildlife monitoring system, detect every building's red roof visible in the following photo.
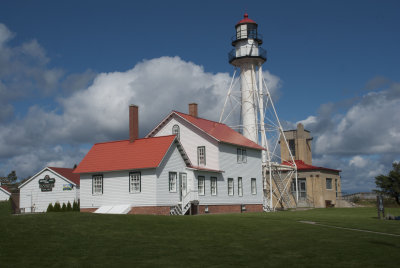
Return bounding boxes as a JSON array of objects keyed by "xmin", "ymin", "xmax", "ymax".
[
  {"xmin": 0, "ymin": 185, "xmax": 11, "ymax": 194},
  {"xmin": 174, "ymin": 111, "xmax": 264, "ymax": 150},
  {"xmin": 190, "ymin": 166, "xmax": 224, "ymax": 173},
  {"xmin": 282, "ymin": 160, "xmax": 341, "ymax": 173},
  {"xmin": 236, "ymin": 13, "xmax": 257, "ymax": 26},
  {"xmin": 74, "ymin": 135, "xmax": 177, "ymax": 174},
  {"xmin": 49, "ymin": 167, "xmax": 80, "ymax": 186}
]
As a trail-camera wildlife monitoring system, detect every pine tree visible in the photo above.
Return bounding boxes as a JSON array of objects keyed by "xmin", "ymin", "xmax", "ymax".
[
  {"xmin": 66, "ymin": 201, "xmax": 72, "ymax": 211},
  {"xmin": 375, "ymin": 162, "xmax": 400, "ymax": 205},
  {"xmin": 53, "ymin": 202, "xmax": 61, "ymax": 212},
  {"xmin": 47, "ymin": 203, "xmax": 54, "ymax": 212}
]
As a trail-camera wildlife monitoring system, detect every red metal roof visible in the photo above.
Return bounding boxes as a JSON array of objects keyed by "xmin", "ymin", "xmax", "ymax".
[
  {"xmin": 74, "ymin": 135, "xmax": 177, "ymax": 174},
  {"xmin": 49, "ymin": 167, "xmax": 80, "ymax": 186},
  {"xmin": 236, "ymin": 13, "xmax": 257, "ymax": 26},
  {"xmin": 174, "ymin": 111, "xmax": 264, "ymax": 150},
  {"xmin": 0, "ymin": 185, "xmax": 11, "ymax": 194},
  {"xmin": 282, "ymin": 160, "xmax": 341, "ymax": 173},
  {"xmin": 190, "ymin": 166, "xmax": 224, "ymax": 173}
]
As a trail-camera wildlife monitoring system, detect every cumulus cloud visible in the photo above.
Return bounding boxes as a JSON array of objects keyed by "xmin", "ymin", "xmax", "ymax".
[
  {"xmin": 299, "ymin": 80, "xmax": 400, "ymax": 192},
  {"xmin": 311, "ymin": 83, "xmax": 400, "ymax": 155},
  {"xmin": 0, "ymin": 52, "xmax": 282, "ymax": 177}
]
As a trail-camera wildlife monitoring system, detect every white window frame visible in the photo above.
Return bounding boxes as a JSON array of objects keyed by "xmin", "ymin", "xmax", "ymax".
[
  {"xmin": 180, "ymin": 173, "xmax": 187, "ymax": 197},
  {"xmin": 169, "ymin": 172, "xmax": 177, "ymax": 192},
  {"xmin": 129, "ymin": 172, "xmax": 141, "ymax": 193},
  {"xmin": 228, "ymin": 178, "xmax": 234, "ymax": 196},
  {"xmin": 197, "ymin": 146, "xmax": 206, "ymax": 166},
  {"xmin": 211, "ymin": 177, "xmax": 217, "ymax": 196},
  {"xmin": 172, "ymin": 124, "xmax": 180, "ymax": 139},
  {"xmin": 238, "ymin": 177, "xmax": 243, "ymax": 197},
  {"xmin": 198, "ymin": 176, "xmax": 205, "ymax": 196},
  {"xmin": 251, "ymin": 178, "xmax": 257, "ymax": 195},
  {"xmin": 237, "ymin": 148, "xmax": 247, "ymax": 163},
  {"xmin": 92, "ymin": 175, "xmax": 103, "ymax": 195}
]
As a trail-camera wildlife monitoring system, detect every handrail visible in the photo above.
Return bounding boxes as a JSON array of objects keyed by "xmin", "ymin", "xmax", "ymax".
[
  {"xmin": 228, "ymin": 47, "xmax": 267, "ymax": 63},
  {"xmin": 231, "ymin": 33, "xmax": 263, "ymax": 42}
]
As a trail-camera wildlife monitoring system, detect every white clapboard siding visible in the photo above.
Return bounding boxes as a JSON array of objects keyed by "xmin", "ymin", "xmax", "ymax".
[
  {"xmin": 19, "ymin": 169, "xmax": 79, "ymax": 213},
  {"xmin": 0, "ymin": 187, "xmax": 11, "ymax": 201},
  {"xmin": 155, "ymin": 143, "xmax": 188, "ymax": 205},
  {"xmin": 196, "ymin": 143, "xmax": 263, "ymax": 205},
  {"xmin": 153, "ymin": 114, "xmax": 220, "ymax": 170},
  {"xmin": 80, "ymin": 143, "xmax": 188, "ymax": 208},
  {"xmin": 80, "ymin": 169, "xmax": 157, "ymax": 209}
]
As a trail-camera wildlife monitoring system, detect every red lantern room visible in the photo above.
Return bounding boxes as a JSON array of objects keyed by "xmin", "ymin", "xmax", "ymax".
[{"xmin": 232, "ymin": 13, "xmax": 263, "ymax": 46}]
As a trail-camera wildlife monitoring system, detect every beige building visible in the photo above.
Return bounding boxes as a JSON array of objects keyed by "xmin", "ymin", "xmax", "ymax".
[{"xmin": 280, "ymin": 123, "xmax": 342, "ymax": 208}]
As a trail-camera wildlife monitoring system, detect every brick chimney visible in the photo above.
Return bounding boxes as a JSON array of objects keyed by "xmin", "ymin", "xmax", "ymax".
[
  {"xmin": 189, "ymin": 103, "xmax": 198, "ymax": 118},
  {"xmin": 129, "ymin": 105, "xmax": 138, "ymax": 143}
]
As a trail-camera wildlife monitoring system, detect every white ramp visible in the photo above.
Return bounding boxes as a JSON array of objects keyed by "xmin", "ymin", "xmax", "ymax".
[{"xmin": 94, "ymin": 204, "xmax": 131, "ymax": 214}]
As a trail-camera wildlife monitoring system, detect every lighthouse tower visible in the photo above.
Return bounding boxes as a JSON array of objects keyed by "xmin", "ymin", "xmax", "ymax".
[
  {"xmin": 222, "ymin": 14, "xmax": 298, "ymax": 211},
  {"xmin": 229, "ymin": 13, "xmax": 267, "ymax": 143}
]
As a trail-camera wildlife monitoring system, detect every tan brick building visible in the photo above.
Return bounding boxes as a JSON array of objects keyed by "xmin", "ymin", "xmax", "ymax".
[{"xmin": 281, "ymin": 123, "xmax": 342, "ymax": 208}]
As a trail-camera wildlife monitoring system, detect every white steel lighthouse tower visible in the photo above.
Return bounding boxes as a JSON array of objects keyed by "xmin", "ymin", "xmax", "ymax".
[
  {"xmin": 221, "ymin": 13, "xmax": 298, "ymax": 211},
  {"xmin": 228, "ymin": 13, "xmax": 266, "ymax": 143}
]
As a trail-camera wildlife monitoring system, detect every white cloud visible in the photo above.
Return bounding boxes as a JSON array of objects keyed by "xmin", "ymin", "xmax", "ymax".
[
  {"xmin": 300, "ymin": 80, "xmax": 400, "ymax": 193},
  {"xmin": 349, "ymin": 155, "xmax": 368, "ymax": 168},
  {"xmin": 0, "ymin": 53, "xmax": 282, "ymax": 178}
]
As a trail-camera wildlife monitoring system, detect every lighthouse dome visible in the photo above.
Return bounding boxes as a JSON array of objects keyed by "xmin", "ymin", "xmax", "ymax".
[{"xmin": 236, "ymin": 13, "xmax": 257, "ymax": 26}]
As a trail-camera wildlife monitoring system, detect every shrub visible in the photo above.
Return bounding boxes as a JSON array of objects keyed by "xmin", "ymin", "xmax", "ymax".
[
  {"xmin": 47, "ymin": 203, "xmax": 54, "ymax": 212},
  {"xmin": 67, "ymin": 201, "xmax": 72, "ymax": 211},
  {"xmin": 53, "ymin": 202, "xmax": 61, "ymax": 212},
  {"xmin": 350, "ymin": 196, "xmax": 361, "ymax": 203},
  {"xmin": 61, "ymin": 203, "xmax": 67, "ymax": 212},
  {"xmin": 72, "ymin": 200, "xmax": 79, "ymax": 211}
]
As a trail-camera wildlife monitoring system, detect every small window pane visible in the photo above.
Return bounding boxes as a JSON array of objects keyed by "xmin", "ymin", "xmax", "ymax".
[
  {"xmin": 198, "ymin": 146, "xmax": 206, "ymax": 166},
  {"xmin": 251, "ymin": 178, "xmax": 257, "ymax": 195},
  {"xmin": 228, "ymin": 178, "xmax": 234, "ymax": 196},
  {"xmin": 326, "ymin": 178, "xmax": 332, "ymax": 190},
  {"xmin": 211, "ymin": 177, "xmax": 217, "ymax": 196},
  {"xmin": 169, "ymin": 172, "xmax": 177, "ymax": 192},
  {"xmin": 130, "ymin": 172, "xmax": 141, "ymax": 193},
  {"xmin": 238, "ymin": 177, "xmax": 243, "ymax": 197},
  {"xmin": 198, "ymin": 176, "xmax": 205, "ymax": 195},
  {"xmin": 172, "ymin": 125, "xmax": 180, "ymax": 139},
  {"xmin": 92, "ymin": 175, "xmax": 103, "ymax": 195}
]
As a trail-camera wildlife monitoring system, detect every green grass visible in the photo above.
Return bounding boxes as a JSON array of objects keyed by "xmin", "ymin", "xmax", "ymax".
[{"xmin": 0, "ymin": 202, "xmax": 399, "ymax": 267}]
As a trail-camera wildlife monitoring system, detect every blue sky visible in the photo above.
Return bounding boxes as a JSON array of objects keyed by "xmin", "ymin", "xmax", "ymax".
[{"xmin": 1, "ymin": 0, "xmax": 399, "ymax": 193}]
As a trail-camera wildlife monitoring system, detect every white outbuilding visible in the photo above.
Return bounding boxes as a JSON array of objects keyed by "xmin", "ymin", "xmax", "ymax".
[
  {"xmin": 0, "ymin": 185, "xmax": 11, "ymax": 201},
  {"xmin": 18, "ymin": 167, "xmax": 80, "ymax": 213}
]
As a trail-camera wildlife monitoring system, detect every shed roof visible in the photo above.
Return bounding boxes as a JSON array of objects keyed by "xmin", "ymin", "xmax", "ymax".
[
  {"xmin": 0, "ymin": 185, "xmax": 11, "ymax": 195},
  {"xmin": 48, "ymin": 167, "xmax": 80, "ymax": 186},
  {"xmin": 282, "ymin": 160, "xmax": 341, "ymax": 173},
  {"xmin": 74, "ymin": 135, "xmax": 178, "ymax": 174}
]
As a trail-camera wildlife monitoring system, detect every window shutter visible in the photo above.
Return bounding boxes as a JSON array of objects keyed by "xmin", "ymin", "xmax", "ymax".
[
  {"xmin": 101, "ymin": 177, "xmax": 103, "ymax": 194},
  {"xmin": 92, "ymin": 177, "xmax": 93, "ymax": 194},
  {"xmin": 129, "ymin": 173, "xmax": 131, "ymax": 193}
]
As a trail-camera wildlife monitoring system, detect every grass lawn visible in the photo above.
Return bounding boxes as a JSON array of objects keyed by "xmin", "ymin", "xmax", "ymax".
[{"xmin": 0, "ymin": 202, "xmax": 399, "ymax": 267}]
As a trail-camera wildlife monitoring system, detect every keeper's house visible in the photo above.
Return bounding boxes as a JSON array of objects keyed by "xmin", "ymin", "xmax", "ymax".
[
  {"xmin": 0, "ymin": 185, "xmax": 11, "ymax": 201},
  {"xmin": 18, "ymin": 167, "xmax": 80, "ymax": 213},
  {"xmin": 74, "ymin": 104, "xmax": 264, "ymax": 215}
]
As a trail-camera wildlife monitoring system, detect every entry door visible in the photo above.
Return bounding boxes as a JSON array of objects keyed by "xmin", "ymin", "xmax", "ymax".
[
  {"xmin": 292, "ymin": 178, "xmax": 307, "ymax": 200},
  {"xmin": 298, "ymin": 179, "xmax": 306, "ymax": 200},
  {"xmin": 179, "ymin": 173, "xmax": 187, "ymax": 202}
]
